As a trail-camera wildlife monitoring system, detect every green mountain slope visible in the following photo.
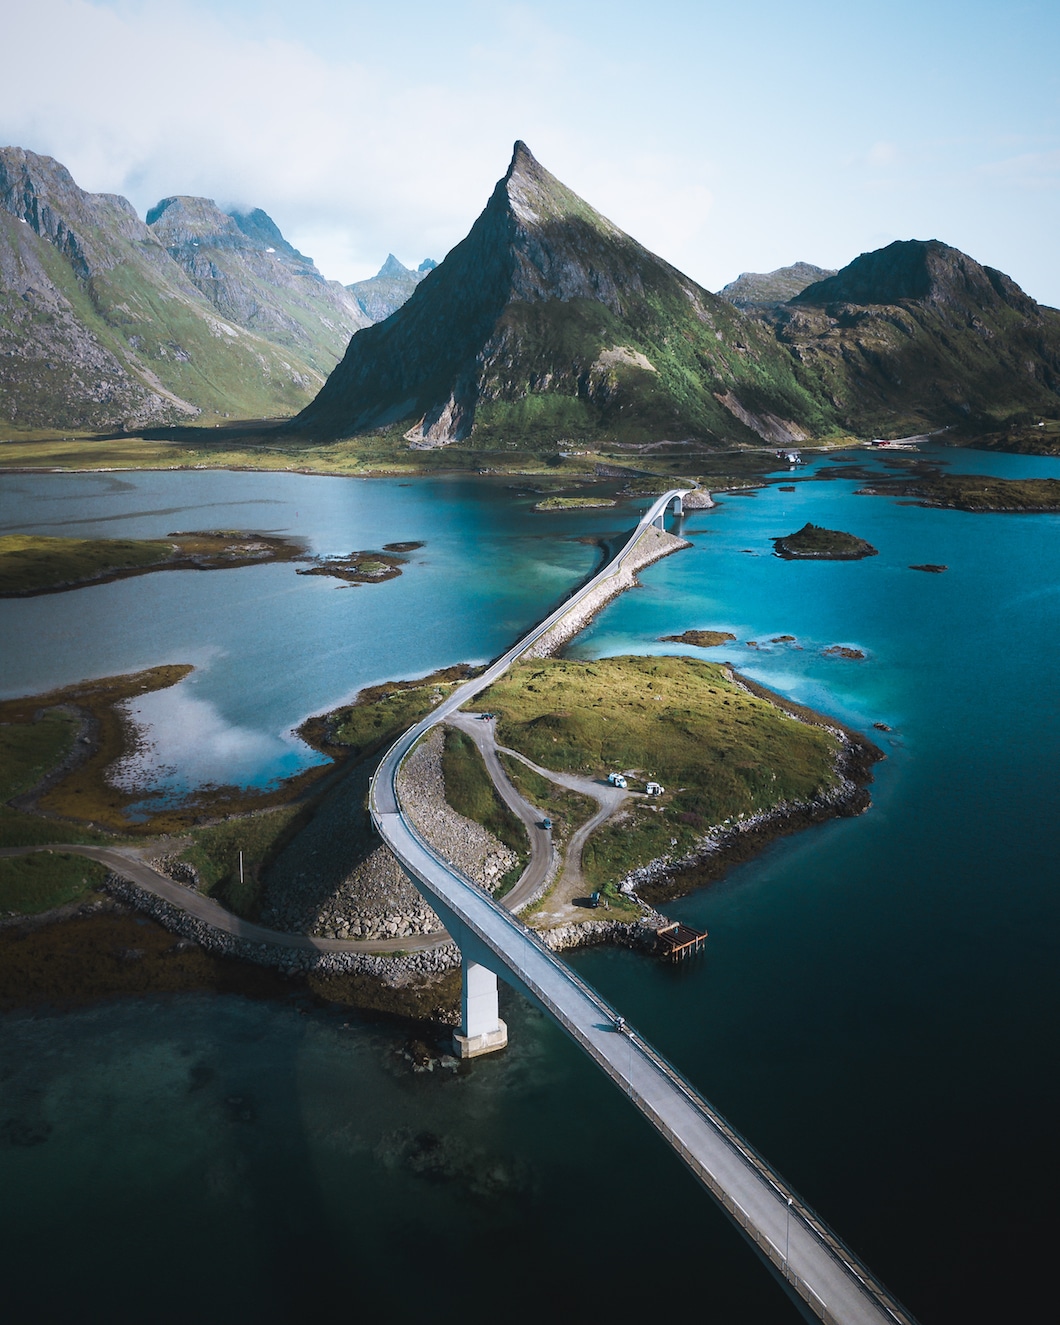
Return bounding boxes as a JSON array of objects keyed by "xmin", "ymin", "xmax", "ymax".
[
  {"xmin": 0, "ymin": 147, "xmax": 326, "ymax": 430},
  {"xmin": 294, "ymin": 142, "xmax": 836, "ymax": 448},
  {"xmin": 346, "ymin": 254, "xmax": 436, "ymax": 322},
  {"xmin": 146, "ymin": 196, "xmax": 371, "ymax": 376},
  {"xmin": 770, "ymin": 239, "xmax": 1060, "ymax": 434}
]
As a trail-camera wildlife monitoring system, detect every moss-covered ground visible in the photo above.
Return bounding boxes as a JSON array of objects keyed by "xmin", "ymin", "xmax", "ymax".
[
  {"xmin": 0, "ymin": 853, "xmax": 109, "ymax": 915},
  {"xmin": 178, "ymin": 807, "xmax": 304, "ymax": 920},
  {"xmin": 473, "ymin": 655, "xmax": 844, "ymax": 888},
  {"xmin": 860, "ymin": 472, "xmax": 1060, "ymax": 512}
]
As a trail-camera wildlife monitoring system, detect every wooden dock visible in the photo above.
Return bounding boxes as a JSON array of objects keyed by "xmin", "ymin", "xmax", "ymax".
[{"xmin": 655, "ymin": 921, "xmax": 707, "ymax": 961}]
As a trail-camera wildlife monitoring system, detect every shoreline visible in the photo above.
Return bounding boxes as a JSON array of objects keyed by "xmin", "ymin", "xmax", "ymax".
[{"xmin": 1, "ymin": 487, "xmax": 883, "ymax": 1023}]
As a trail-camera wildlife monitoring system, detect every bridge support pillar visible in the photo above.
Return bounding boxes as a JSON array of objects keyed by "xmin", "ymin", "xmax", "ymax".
[{"xmin": 453, "ymin": 960, "xmax": 508, "ymax": 1059}]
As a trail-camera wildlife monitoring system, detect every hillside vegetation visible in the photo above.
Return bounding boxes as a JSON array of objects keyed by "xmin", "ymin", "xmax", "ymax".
[{"xmin": 472, "ymin": 655, "xmax": 844, "ymax": 885}]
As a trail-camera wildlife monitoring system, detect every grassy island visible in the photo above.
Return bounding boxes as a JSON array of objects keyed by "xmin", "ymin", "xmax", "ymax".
[
  {"xmin": 857, "ymin": 472, "xmax": 1060, "ymax": 512},
  {"xmin": 533, "ymin": 496, "xmax": 618, "ymax": 511},
  {"xmin": 470, "ymin": 655, "xmax": 876, "ymax": 895},
  {"xmin": 0, "ymin": 530, "xmax": 306, "ymax": 596},
  {"xmin": 773, "ymin": 522, "xmax": 878, "ymax": 560}
]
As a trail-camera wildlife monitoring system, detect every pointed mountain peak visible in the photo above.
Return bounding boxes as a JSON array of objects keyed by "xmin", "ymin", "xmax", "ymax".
[
  {"xmin": 377, "ymin": 253, "xmax": 410, "ymax": 279},
  {"xmin": 505, "ymin": 140, "xmax": 538, "ymax": 180}
]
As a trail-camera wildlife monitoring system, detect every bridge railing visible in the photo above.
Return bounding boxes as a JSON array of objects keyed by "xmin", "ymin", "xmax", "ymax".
[{"xmin": 381, "ymin": 798, "xmax": 918, "ymax": 1325}]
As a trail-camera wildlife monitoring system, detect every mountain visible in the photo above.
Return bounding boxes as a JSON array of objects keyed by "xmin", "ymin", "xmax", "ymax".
[
  {"xmin": 145, "ymin": 196, "xmax": 371, "ymax": 376},
  {"xmin": 293, "ymin": 142, "xmax": 834, "ymax": 448},
  {"xmin": 719, "ymin": 262, "xmax": 836, "ymax": 309},
  {"xmin": 347, "ymin": 254, "xmax": 437, "ymax": 322},
  {"xmin": 0, "ymin": 147, "xmax": 329, "ymax": 431},
  {"xmin": 769, "ymin": 239, "xmax": 1060, "ymax": 434}
]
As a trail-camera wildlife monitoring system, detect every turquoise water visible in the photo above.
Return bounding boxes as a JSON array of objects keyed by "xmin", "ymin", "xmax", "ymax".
[{"xmin": 1, "ymin": 452, "xmax": 1058, "ymax": 1322}]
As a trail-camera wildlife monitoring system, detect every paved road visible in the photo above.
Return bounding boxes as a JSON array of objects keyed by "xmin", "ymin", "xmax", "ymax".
[
  {"xmin": 496, "ymin": 745, "xmax": 630, "ymax": 898},
  {"xmin": 369, "ymin": 490, "xmax": 919, "ymax": 1325}
]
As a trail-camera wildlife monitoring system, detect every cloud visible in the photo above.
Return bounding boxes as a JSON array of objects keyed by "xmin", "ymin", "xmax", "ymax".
[{"xmin": 113, "ymin": 683, "xmax": 316, "ymax": 794}]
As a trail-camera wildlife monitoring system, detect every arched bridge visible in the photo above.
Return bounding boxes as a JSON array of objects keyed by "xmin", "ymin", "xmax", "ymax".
[
  {"xmin": 651, "ymin": 488, "xmax": 686, "ymax": 527},
  {"xmin": 369, "ymin": 490, "xmax": 919, "ymax": 1325}
]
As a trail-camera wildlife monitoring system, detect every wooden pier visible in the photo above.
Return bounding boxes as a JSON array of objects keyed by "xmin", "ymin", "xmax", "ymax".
[{"xmin": 655, "ymin": 921, "xmax": 707, "ymax": 961}]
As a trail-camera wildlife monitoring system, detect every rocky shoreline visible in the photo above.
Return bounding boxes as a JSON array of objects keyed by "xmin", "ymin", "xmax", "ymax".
[
  {"xmin": 523, "ymin": 524, "xmax": 690, "ymax": 659},
  {"xmin": 618, "ymin": 688, "xmax": 881, "ymax": 908}
]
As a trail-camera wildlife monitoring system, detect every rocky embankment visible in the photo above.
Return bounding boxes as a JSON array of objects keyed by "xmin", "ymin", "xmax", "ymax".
[
  {"xmin": 523, "ymin": 524, "xmax": 690, "ymax": 659},
  {"xmin": 396, "ymin": 727, "xmax": 519, "ymax": 890},
  {"xmin": 260, "ymin": 762, "xmax": 441, "ymax": 942},
  {"xmin": 102, "ymin": 873, "xmax": 461, "ymax": 984}
]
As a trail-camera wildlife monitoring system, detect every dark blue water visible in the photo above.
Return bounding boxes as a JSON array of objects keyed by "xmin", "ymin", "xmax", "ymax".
[{"xmin": 1, "ymin": 452, "xmax": 1057, "ymax": 1323}]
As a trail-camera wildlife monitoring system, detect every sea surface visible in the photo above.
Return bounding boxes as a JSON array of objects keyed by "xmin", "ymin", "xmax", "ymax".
[{"xmin": 1, "ymin": 449, "xmax": 1057, "ymax": 1323}]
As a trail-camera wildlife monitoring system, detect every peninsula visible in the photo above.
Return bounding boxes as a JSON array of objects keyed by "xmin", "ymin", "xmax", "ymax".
[{"xmin": 0, "ymin": 530, "xmax": 305, "ymax": 596}]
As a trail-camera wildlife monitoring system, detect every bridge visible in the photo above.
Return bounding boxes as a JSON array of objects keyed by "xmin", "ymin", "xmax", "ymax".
[{"xmin": 369, "ymin": 490, "xmax": 920, "ymax": 1325}]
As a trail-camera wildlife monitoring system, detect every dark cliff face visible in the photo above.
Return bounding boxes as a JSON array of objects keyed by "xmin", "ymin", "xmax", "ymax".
[
  {"xmin": 774, "ymin": 239, "xmax": 1060, "ymax": 434},
  {"xmin": 145, "ymin": 195, "xmax": 370, "ymax": 375},
  {"xmin": 793, "ymin": 239, "xmax": 1037, "ymax": 316},
  {"xmin": 296, "ymin": 142, "xmax": 833, "ymax": 447}
]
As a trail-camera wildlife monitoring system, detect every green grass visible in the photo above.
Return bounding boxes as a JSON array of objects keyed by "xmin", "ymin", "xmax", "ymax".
[
  {"xmin": 317, "ymin": 669, "xmax": 476, "ymax": 763},
  {"xmin": 474, "ymin": 655, "xmax": 842, "ymax": 887},
  {"xmin": 0, "ymin": 852, "xmax": 109, "ymax": 915},
  {"xmin": 179, "ymin": 807, "xmax": 303, "ymax": 920},
  {"xmin": 441, "ymin": 729, "xmax": 529, "ymax": 886},
  {"xmin": 533, "ymin": 496, "xmax": 617, "ymax": 511},
  {"xmin": 0, "ymin": 534, "xmax": 173, "ymax": 593},
  {"xmin": 0, "ymin": 711, "xmax": 118, "ymax": 847}
]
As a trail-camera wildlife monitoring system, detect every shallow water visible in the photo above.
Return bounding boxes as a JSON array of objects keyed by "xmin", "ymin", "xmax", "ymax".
[{"xmin": 1, "ymin": 451, "xmax": 1058, "ymax": 1323}]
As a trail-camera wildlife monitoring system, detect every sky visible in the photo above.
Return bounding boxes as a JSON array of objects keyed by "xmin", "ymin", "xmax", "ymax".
[{"xmin": 2, "ymin": 0, "xmax": 1059, "ymax": 303}]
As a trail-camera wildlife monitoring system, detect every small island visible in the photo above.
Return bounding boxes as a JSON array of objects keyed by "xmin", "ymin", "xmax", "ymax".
[
  {"xmin": 659, "ymin": 629, "xmax": 737, "ymax": 648},
  {"xmin": 773, "ymin": 522, "xmax": 878, "ymax": 560},
  {"xmin": 0, "ymin": 530, "xmax": 306, "ymax": 597},
  {"xmin": 533, "ymin": 496, "xmax": 618, "ymax": 511},
  {"xmin": 296, "ymin": 549, "xmax": 410, "ymax": 584},
  {"xmin": 822, "ymin": 645, "xmax": 866, "ymax": 660},
  {"xmin": 910, "ymin": 564, "xmax": 947, "ymax": 573}
]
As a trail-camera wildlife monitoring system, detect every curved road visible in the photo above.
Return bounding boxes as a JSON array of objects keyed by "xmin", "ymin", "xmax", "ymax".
[{"xmin": 369, "ymin": 489, "xmax": 919, "ymax": 1325}]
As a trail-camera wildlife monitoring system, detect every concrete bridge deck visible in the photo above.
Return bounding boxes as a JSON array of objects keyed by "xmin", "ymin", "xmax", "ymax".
[{"xmin": 370, "ymin": 489, "xmax": 919, "ymax": 1325}]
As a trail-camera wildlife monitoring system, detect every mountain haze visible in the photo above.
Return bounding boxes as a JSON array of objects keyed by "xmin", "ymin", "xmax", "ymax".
[
  {"xmin": 295, "ymin": 142, "xmax": 833, "ymax": 448},
  {"xmin": 146, "ymin": 196, "xmax": 371, "ymax": 376}
]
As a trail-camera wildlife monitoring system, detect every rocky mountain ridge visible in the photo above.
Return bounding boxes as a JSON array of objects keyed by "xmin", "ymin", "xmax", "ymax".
[
  {"xmin": 0, "ymin": 147, "xmax": 427, "ymax": 432},
  {"xmin": 347, "ymin": 254, "xmax": 437, "ymax": 322},
  {"xmin": 768, "ymin": 239, "xmax": 1060, "ymax": 434},
  {"xmin": 145, "ymin": 194, "xmax": 372, "ymax": 377},
  {"xmin": 0, "ymin": 146, "xmax": 334, "ymax": 429},
  {"xmin": 719, "ymin": 262, "xmax": 836, "ymax": 309}
]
